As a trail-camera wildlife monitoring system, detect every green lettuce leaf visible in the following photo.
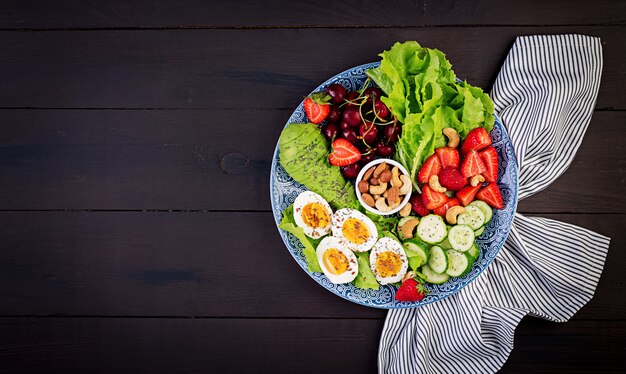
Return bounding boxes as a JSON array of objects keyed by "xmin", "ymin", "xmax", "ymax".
[{"xmin": 278, "ymin": 204, "xmax": 323, "ymax": 273}]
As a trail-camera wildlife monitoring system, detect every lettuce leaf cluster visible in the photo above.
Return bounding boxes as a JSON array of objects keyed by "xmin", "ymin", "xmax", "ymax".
[{"xmin": 366, "ymin": 41, "xmax": 495, "ymax": 184}]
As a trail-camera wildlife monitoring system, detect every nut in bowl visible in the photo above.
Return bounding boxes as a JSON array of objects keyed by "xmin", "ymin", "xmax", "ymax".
[{"xmin": 356, "ymin": 159, "xmax": 412, "ymax": 216}]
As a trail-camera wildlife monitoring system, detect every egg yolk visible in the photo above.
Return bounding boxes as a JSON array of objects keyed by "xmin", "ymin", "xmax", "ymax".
[
  {"xmin": 322, "ymin": 248, "xmax": 349, "ymax": 275},
  {"xmin": 375, "ymin": 251, "xmax": 403, "ymax": 277},
  {"xmin": 301, "ymin": 203, "xmax": 330, "ymax": 228},
  {"xmin": 341, "ymin": 218, "xmax": 370, "ymax": 244}
]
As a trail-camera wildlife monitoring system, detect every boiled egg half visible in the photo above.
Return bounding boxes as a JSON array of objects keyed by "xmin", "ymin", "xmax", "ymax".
[
  {"xmin": 331, "ymin": 208, "xmax": 378, "ymax": 252},
  {"xmin": 293, "ymin": 191, "xmax": 333, "ymax": 239},
  {"xmin": 316, "ymin": 236, "xmax": 358, "ymax": 284},
  {"xmin": 369, "ymin": 237, "xmax": 408, "ymax": 285}
]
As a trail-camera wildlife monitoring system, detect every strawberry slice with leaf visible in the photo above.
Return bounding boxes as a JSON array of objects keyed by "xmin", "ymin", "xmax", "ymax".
[
  {"xmin": 456, "ymin": 184, "xmax": 481, "ymax": 206},
  {"xmin": 395, "ymin": 277, "xmax": 427, "ymax": 302},
  {"xmin": 476, "ymin": 183, "xmax": 504, "ymax": 209},
  {"xmin": 461, "ymin": 127, "xmax": 492, "ymax": 154},
  {"xmin": 421, "ymin": 185, "xmax": 448, "ymax": 210},
  {"xmin": 328, "ymin": 138, "xmax": 361, "ymax": 166},
  {"xmin": 479, "ymin": 146, "xmax": 498, "ymax": 183},
  {"xmin": 303, "ymin": 92, "xmax": 331, "ymax": 124},
  {"xmin": 417, "ymin": 154, "xmax": 443, "ymax": 184},
  {"xmin": 435, "ymin": 147, "xmax": 460, "ymax": 168},
  {"xmin": 461, "ymin": 149, "xmax": 487, "ymax": 178}
]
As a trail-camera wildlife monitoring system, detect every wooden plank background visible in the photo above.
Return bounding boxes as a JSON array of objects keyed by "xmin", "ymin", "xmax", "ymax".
[{"xmin": 0, "ymin": 1, "xmax": 624, "ymax": 373}]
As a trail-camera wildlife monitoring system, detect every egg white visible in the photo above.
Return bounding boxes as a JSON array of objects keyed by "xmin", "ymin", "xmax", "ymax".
[
  {"xmin": 369, "ymin": 237, "xmax": 408, "ymax": 285},
  {"xmin": 316, "ymin": 236, "xmax": 358, "ymax": 284},
  {"xmin": 331, "ymin": 208, "xmax": 378, "ymax": 252},
  {"xmin": 293, "ymin": 191, "xmax": 333, "ymax": 239}
]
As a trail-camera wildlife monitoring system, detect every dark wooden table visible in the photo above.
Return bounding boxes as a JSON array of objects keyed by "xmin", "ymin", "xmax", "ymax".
[{"xmin": 0, "ymin": 1, "xmax": 624, "ymax": 373}]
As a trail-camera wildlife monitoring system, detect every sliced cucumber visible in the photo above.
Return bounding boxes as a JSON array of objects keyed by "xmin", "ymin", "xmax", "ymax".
[
  {"xmin": 467, "ymin": 243, "xmax": 480, "ymax": 261},
  {"xmin": 422, "ymin": 264, "xmax": 450, "ymax": 284},
  {"xmin": 439, "ymin": 237, "xmax": 453, "ymax": 250},
  {"xmin": 447, "ymin": 225, "xmax": 475, "ymax": 252},
  {"xmin": 416, "ymin": 214, "xmax": 447, "ymax": 244},
  {"xmin": 428, "ymin": 245, "xmax": 448, "ymax": 274},
  {"xmin": 397, "ymin": 216, "xmax": 419, "ymax": 240},
  {"xmin": 470, "ymin": 200, "xmax": 493, "ymax": 223},
  {"xmin": 445, "ymin": 249, "xmax": 472, "ymax": 277},
  {"xmin": 457, "ymin": 205, "xmax": 485, "ymax": 230},
  {"xmin": 474, "ymin": 226, "xmax": 485, "ymax": 237},
  {"xmin": 403, "ymin": 241, "xmax": 430, "ymax": 270}
]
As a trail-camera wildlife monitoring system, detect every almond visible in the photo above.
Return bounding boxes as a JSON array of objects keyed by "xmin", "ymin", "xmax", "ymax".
[
  {"xmin": 361, "ymin": 193, "xmax": 375, "ymax": 207},
  {"xmin": 362, "ymin": 166, "xmax": 375, "ymax": 181},
  {"xmin": 387, "ymin": 186, "xmax": 400, "ymax": 205},
  {"xmin": 373, "ymin": 162, "xmax": 387, "ymax": 178}
]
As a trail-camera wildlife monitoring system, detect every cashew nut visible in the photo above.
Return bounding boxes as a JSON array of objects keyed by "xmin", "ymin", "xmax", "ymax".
[
  {"xmin": 443, "ymin": 128, "xmax": 460, "ymax": 148},
  {"xmin": 373, "ymin": 162, "xmax": 387, "ymax": 178},
  {"xmin": 429, "ymin": 175, "xmax": 447, "ymax": 193},
  {"xmin": 375, "ymin": 198, "xmax": 392, "ymax": 212},
  {"xmin": 391, "ymin": 166, "xmax": 402, "ymax": 188},
  {"xmin": 445, "ymin": 206, "xmax": 466, "ymax": 225},
  {"xmin": 402, "ymin": 271, "xmax": 416, "ymax": 283},
  {"xmin": 401, "ymin": 219, "xmax": 420, "ymax": 239},
  {"xmin": 399, "ymin": 175, "xmax": 412, "ymax": 195},
  {"xmin": 470, "ymin": 174, "xmax": 485, "ymax": 187},
  {"xmin": 399, "ymin": 203, "xmax": 412, "ymax": 217},
  {"xmin": 369, "ymin": 182, "xmax": 388, "ymax": 195}
]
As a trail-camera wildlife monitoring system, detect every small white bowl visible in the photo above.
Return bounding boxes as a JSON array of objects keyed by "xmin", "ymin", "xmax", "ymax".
[{"xmin": 355, "ymin": 158, "xmax": 412, "ymax": 216}]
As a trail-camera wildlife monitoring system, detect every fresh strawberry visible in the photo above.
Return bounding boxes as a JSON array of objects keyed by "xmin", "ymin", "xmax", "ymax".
[
  {"xmin": 395, "ymin": 278, "xmax": 426, "ymax": 302},
  {"xmin": 433, "ymin": 197, "xmax": 460, "ymax": 217},
  {"xmin": 328, "ymin": 138, "xmax": 361, "ymax": 166},
  {"xmin": 479, "ymin": 146, "xmax": 499, "ymax": 183},
  {"xmin": 461, "ymin": 127, "xmax": 492, "ymax": 154},
  {"xmin": 476, "ymin": 183, "xmax": 504, "ymax": 209},
  {"xmin": 417, "ymin": 154, "xmax": 442, "ymax": 184},
  {"xmin": 435, "ymin": 147, "xmax": 460, "ymax": 168},
  {"xmin": 461, "ymin": 149, "xmax": 487, "ymax": 178},
  {"xmin": 438, "ymin": 166, "xmax": 468, "ymax": 191},
  {"xmin": 303, "ymin": 93, "xmax": 330, "ymax": 124},
  {"xmin": 421, "ymin": 185, "xmax": 448, "ymax": 210},
  {"xmin": 456, "ymin": 184, "xmax": 481, "ymax": 206},
  {"xmin": 410, "ymin": 194, "xmax": 430, "ymax": 217}
]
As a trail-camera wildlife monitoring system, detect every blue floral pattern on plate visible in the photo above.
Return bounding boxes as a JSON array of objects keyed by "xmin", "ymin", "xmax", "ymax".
[{"xmin": 270, "ymin": 62, "xmax": 518, "ymax": 309}]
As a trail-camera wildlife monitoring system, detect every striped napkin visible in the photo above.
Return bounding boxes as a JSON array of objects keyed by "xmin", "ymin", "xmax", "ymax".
[{"xmin": 378, "ymin": 35, "xmax": 610, "ymax": 373}]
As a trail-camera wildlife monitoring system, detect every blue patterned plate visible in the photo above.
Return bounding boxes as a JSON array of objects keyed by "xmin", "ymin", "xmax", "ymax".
[{"xmin": 270, "ymin": 62, "xmax": 518, "ymax": 309}]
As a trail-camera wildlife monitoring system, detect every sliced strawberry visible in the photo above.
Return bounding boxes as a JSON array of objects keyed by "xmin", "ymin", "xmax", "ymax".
[
  {"xmin": 395, "ymin": 278, "xmax": 426, "ymax": 302},
  {"xmin": 461, "ymin": 127, "xmax": 492, "ymax": 154},
  {"xmin": 476, "ymin": 183, "xmax": 504, "ymax": 209},
  {"xmin": 303, "ymin": 93, "xmax": 330, "ymax": 124},
  {"xmin": 421, "ymin": 185, "xmax": 448, "ymax": 210},
  {"xmin": 479, "ymin": 146, "xmax": 499, "ymax": 183},
  {"xmin": 417, "ymin": 154, "xmax": 442, "ymax": 184},
  {"xmin": 461, "ymin": 149, "xmax": 487, "ymax": 178},
  {"xmin": 328, "ymin": 138, "xmax": 361, "ymax": 166},
  {"xmin": 410, "ymin": 194, "xmax": 430, "ymax": 217},
  {"xmin": 438, "ymin": 166, "xmax": 468, "ymax": 191},
  {"xmin": 433, "ymin": 197, "xmax": 460, "ymax": 217},
  {"xmin": 456, "ymin": 184, "xmax": 481, "ymax": 206},
  {"xmin": 435, "ymin": 147, "xmax": 460, "ymax": 168}
]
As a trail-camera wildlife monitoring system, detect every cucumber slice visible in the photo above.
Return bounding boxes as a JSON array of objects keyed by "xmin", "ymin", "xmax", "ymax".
[
  {"xmin": 416, "ymin": 214, "xmax": 447, "ymax": 244},
  {"xmin": 470, "ymin": 200, "xmax": 493, "ymax": 223},
  {"xmin": 422, "ymin": 264, "xmax": 450, "ymax": 284},
  {"xmin": 447, "ymin": 225, "xmax": 475, "ymax": 252},
  {"xmin": 445, "ymin": 249, "xmax": 472, "ymax": 277},
  {"xmin": 474, "ymin": 226, "xmax": 485, "ymax": 237},
  {"xmin": 428, "ymin": 245, "xmax": 448, "ymax": 274},
  {"xmin": 457, "ymin": 205, "xmax": 485, "ymax": 230},
  {"xmin": 439, "ymin": 237, "xmax": 453, "ymax": 249},
  {"xmin": 397, "ymin": 216, "xmax": 419, "ymax": 241},
  {"xmin": 403, "ymin": 240, "xmax": 430, "ymax": 270},
  {"xmin": 467, "ymin": 243, "xmax": 480, "ymax": 260}
]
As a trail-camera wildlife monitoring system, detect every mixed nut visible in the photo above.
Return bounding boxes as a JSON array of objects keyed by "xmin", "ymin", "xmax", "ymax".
[{"xmin": 357, "ymin": 161, "xmax": 412, "ymax": 216}]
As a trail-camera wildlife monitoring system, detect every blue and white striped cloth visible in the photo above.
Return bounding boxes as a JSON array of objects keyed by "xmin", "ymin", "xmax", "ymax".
[{"xmin": 379, "ymin": 35, "xmax": 610, "ymax": 373}]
